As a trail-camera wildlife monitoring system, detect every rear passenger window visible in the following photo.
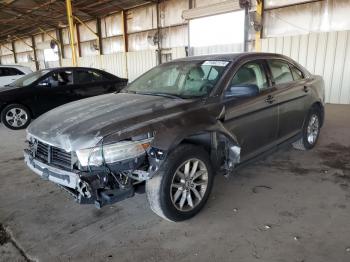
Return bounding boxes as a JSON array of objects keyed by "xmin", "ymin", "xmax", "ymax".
[
  {"xmin": 268, "ymin": 60, "xmax": 294, "ymax": 84},
  {"xmin": 291, "ymin": 66, "xmax": 304, "ymax": 81},
  {"xmin": 76, "ymin": 70, "xmax": 107, "ymax": 83}
]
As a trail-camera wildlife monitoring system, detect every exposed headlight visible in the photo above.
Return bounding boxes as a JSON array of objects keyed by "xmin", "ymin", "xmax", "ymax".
[{"xmin": 76, "ymin": 138, "xmax": 152, "ymax": 167}]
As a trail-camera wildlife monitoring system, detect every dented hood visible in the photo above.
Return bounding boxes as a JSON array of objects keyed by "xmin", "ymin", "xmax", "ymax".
[{"xmin": 27, "ymin": 93, "xmax": 196, "ymax": 152}]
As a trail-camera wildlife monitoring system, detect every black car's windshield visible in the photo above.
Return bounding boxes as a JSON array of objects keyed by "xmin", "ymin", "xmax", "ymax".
[
  {"xmin": 9, "ymin": 70, "xmax": 50, "ymax": 87},
  {"xmin": 125, "ymin": 60, "xmax": 230, "ymax": 98}
]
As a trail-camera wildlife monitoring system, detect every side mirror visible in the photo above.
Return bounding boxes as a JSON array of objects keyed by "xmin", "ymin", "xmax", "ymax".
[
  {"xmin": 225, "ymin": 84, "xmax": 259, "ymax": 98},
  {"xmin": 38, "ymin": 82, "xmax": 51, "ymax": 88}
]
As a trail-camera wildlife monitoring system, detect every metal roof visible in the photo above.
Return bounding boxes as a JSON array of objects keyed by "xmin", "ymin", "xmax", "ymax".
[{"xmin": 0, "ymin": 0, "xmax": 156, "ymax": 43}]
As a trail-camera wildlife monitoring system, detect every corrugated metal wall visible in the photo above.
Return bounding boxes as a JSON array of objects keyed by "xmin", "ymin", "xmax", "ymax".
[
  {"xmin": 61, "ymin": 50, "xmax": 160, "ymax": 81},
  {"xmin": 261, "ymin": 31, "xmax": 350, "ymax": 104}
]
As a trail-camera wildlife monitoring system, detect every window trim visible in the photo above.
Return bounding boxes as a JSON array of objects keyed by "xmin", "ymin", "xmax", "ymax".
[
  {"xmin": 226, "ymin": 59, "xmax": 271, "ymax": 94},
  {"xmin": 266, "ymin": 58, "xmax": 306, "ymax": 86}
]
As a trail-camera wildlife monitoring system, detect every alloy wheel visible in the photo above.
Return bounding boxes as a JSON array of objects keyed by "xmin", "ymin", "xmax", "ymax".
[
  {"xmin": 5, "ymin": 108, "xmax": 28, "ymax": 128},
  {"xmin": 170, "ymin": 158, "xmax": 209, "ymax": 212},
  {"xmin": 307, "ymin": 114, "xmax": 319, "ymax": 145}
]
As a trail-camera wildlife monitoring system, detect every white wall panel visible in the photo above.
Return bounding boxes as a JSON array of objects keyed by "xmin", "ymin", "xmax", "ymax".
[
  {"xmin": 159, "ymin": 0, "xmax": 188, "ymax": 27},
  {"xmin": 17, "ymin": 61, "xmax": 36, "ymax": 71},
  {"xmin": 0, "ymin": 54, "xmax": 15, "ymax": 64},
  {"xmin": 161, "ymin": 25, "xmax": 188, "ymax": 49},
  {"xmin": 127, "ymin": 50, "xmax": 157, "ymax": 81},
  {"xmin": 102, "ymin": 36, "xmax": 124, "ymax": 54},
  {"xmin": 101, "ymin": 13, "xmax": 123, "ymax": 37},
  {"xmin": 171, "ymin": 47, "xmax": 187, "ymax": 60},
  {"xmin": 100, "ymin": 53, "xmax": 127, "ymax": 78},
  {"xmin": 79, "ymin": 20, "xmax": 97, "ymax": 42},
  {"xmin": 0, "ymin": 43, "xmax": 13, "ymax": 56},
  {"xmin": 261, "ymin": 30, "xmax": 350, "ymax": 104},
  {"xmin": 127, "ymin": 5, "xmax": 157, "ymax": 33}
]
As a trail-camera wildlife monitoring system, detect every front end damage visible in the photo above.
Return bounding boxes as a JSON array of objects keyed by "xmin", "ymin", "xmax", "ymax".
[
  {"xmin": 24, "ymin": 128, "xmax": 241, "ymax": 209},
  {"xmin": 24, "ymin": 135, "xmax": 168, "ymax": 208}
]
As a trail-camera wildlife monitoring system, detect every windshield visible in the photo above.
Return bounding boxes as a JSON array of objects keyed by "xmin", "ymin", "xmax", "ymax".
[
  {"xmin": 9, "ymin": 70, "xmax": 50, "ymax": 87},
  {"xmin": 125, "ymin": 60, "xmax": 230, "ymax": 98}
]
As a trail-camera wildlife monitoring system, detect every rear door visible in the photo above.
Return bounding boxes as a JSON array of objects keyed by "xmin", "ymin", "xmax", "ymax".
[
  {"xmin": 223, "ymin": 60, "xmax": 279, "ymax": 160},
  {"xmin": 266, "ymin": 59, "xmax": 310, "ymax": 141},
  {"xmin": 72, "ymin": 69, "xmax": 115, "ymax": 99}
]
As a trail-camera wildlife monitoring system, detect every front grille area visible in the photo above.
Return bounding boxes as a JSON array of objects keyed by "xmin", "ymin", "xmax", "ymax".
[{"xmin": 33, "ymin": 140, "xmax": 72, "ymax": 170}]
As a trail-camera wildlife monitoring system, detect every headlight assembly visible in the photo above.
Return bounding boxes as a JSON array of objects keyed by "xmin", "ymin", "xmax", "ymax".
[{"xmin": 76, "ymin": 138, "xmax": 152, "ymax": 167}]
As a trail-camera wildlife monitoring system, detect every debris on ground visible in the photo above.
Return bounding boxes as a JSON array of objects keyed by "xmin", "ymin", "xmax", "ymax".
[
  {"xmin": 233, "ymin": 208, "xmax": 238, "ymax": 213},
  {"xmin": 293, "ymin": 236, "xmax": 300, "ymax": 241},
  {"xmin": 263, "ymin": 225, "xmax": 271, "ymax": 230},
  {"xmin": 252, "ymin": 185, "xmax": 272, "ymax": 194},
  {"xmin": 0, "ymin": 224, "xmax": 10, "ymax": 245}
]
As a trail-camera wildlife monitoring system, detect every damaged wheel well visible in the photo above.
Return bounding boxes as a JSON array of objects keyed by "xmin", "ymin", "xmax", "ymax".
[{"xmin": 177, "ymin": 132, "xmax": 241, "ymax": 173}]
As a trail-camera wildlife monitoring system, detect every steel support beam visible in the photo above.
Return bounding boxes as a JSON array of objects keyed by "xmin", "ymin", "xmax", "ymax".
[
  {"xmin": 156, "ymin": 1, "xmax": 161, "ymax": 64},
  {"xmin": 96, "ymin": 18, "xmax": 103, "ymax": 55},
  {"xmin": 11, "ymin": 41, "xmax": 17, "ymax": 63},
  {"xmin": 122, "ymin": 10, "xmax": 128, "ymax": 52},
  {"xmin": 66, "ymin": 0, "xmax": 78, "ymax": 66},
  {"xmin": 255, "ymin": 0, "xmax": 263, "ymax": 51},
  {"xmin": 76, "ymin": 24, "xmax": 82, "ymax": 57},
  {"xmin": 31, "ymin": 36, "xmax": 39, "ymax": 70}
]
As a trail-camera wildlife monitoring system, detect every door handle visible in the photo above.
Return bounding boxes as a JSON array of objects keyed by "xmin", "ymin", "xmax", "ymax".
[
  {"xmin": 303, "ymin": 86, "xmax": 309, "ymax": 93},
  {"xmin": 265, "ymin": 95, "xmax": 275, "ymax": 104}
]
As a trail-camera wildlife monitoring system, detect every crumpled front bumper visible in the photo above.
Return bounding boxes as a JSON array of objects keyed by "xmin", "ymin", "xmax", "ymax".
[{"xmin": 24, "ymin": 149, "xmax": 79, "ymax": 189}]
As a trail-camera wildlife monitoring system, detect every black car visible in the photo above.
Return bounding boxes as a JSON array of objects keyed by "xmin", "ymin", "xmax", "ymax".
[
  {"xmin": 0, "ymin": 67, "xmax": 127, "ymax": 130},
  {"xmin": 24, "ymin": 53, "xmax": 325, "ymax": 221}
]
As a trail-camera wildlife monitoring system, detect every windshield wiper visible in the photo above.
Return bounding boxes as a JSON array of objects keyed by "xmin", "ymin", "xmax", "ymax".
[{"xmin": 136, "ymin": 92, "xmax": 184, "ymax": 99}]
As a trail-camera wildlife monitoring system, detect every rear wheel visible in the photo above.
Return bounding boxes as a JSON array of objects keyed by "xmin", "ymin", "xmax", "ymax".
[
  {"xmin": 146, "ymin": 144, "xmax": 214, "ymax": 222},
  {"xmin": 292, "ymin": 108, "xmax": 321, "ymax": 150},
  {"xmin": 1, "ymin": 104, "xmax": 31, "ymax": 130}
]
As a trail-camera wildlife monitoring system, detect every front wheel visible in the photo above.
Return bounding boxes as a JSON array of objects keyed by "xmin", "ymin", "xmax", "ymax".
[
  {"xmin": 146, "ymin": 144, "xmax": 214, "ymax": 222},
  {"xmin": 292, "ymin": 108, "xmax": 321, "ymax": 150},
  {"xmin": 1, "ymin": 104, "xmax": 31, "ymax": 130}
]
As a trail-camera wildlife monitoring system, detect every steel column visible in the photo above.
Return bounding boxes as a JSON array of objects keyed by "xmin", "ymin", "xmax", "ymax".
[{"xmin": 65, "ymin": 0, "xmax": 77, "ymax": 66}]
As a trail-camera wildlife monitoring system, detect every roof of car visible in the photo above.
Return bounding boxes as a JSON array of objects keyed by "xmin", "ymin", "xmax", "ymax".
[
  {"xmin": 43, "ymin": 67, "xmax": 103, "ymax": 71},
  {"xmin": 172, "ymin": 52, "xmax": 287, "ymax": 62},
  {"xmin": 0, "ymin": 64, "xmax": 33, "ymax": 73}
]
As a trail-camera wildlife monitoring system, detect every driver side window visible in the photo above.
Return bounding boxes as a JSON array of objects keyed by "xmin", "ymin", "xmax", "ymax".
[
  {"xmin": 231, "ymin": 62, "xmax": 268, "ymax": 91},
  {"xmin": 39, "ymin": 70, "xmax": 73, "ymax": 88}
]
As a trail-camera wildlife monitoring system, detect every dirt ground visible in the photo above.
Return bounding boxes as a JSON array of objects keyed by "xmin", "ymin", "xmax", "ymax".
[{"xmin": 0, "ymin": 104, "xmax": 349, "ymax": 262}]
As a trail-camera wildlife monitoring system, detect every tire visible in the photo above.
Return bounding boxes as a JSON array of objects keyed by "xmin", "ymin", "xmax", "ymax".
[
  {"xmin": 292, "ymin": 107, "xmax": 321, "ymax": 150},
  {"xmin": 146, "ymin": 144, "xmax": 214, "ymax": 222},
  {"xmin": 1, "ymin": 104, "xmax": 31, "ymax": 130}
]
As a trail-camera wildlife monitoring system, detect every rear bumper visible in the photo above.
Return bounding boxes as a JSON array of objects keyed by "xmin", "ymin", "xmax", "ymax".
[{"xmin": 24, "ymin": 149, "xmax": 79, "ymax": 189}]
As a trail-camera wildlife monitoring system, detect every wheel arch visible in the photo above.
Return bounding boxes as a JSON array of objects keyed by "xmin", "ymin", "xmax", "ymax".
[{"xmin": 174, "ymin": 130, "xmax": 241, "ymax": 171}]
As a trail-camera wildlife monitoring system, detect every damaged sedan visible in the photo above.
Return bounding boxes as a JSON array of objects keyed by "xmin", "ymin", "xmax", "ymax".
[{"xmin": 24, "ymin": 53, "xmax": 325, "ymax": 221}]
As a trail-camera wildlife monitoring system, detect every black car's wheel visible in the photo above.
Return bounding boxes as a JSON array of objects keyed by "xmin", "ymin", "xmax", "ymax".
[
  {"xmin": 292, "ymin": 107, "xmax": 321, "ymax": 150},
  {"xmin": 146, "ymin": 144, "xmax": 214, "ymax": 222},
  {"xmin": 1, "ymin": 104, "xmax": 31, "ymax": 130}
]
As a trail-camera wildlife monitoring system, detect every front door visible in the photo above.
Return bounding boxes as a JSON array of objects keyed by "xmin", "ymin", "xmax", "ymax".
[
  {"xmin": 35, "ymin": 69, "xmax": 74, "ymax": 114},
  {"xmin": 223, "ymin": 60, "xmax": 279, "ymax": 161}
]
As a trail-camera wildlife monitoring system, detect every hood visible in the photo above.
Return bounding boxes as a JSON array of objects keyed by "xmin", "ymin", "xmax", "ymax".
[
  {"xmin": 27, "ymin": 93, "xmax": 195, "ymax": 152},
  {"xmin": 0, "ymin": 85, "xmax": 21, "ymax": 93}
]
